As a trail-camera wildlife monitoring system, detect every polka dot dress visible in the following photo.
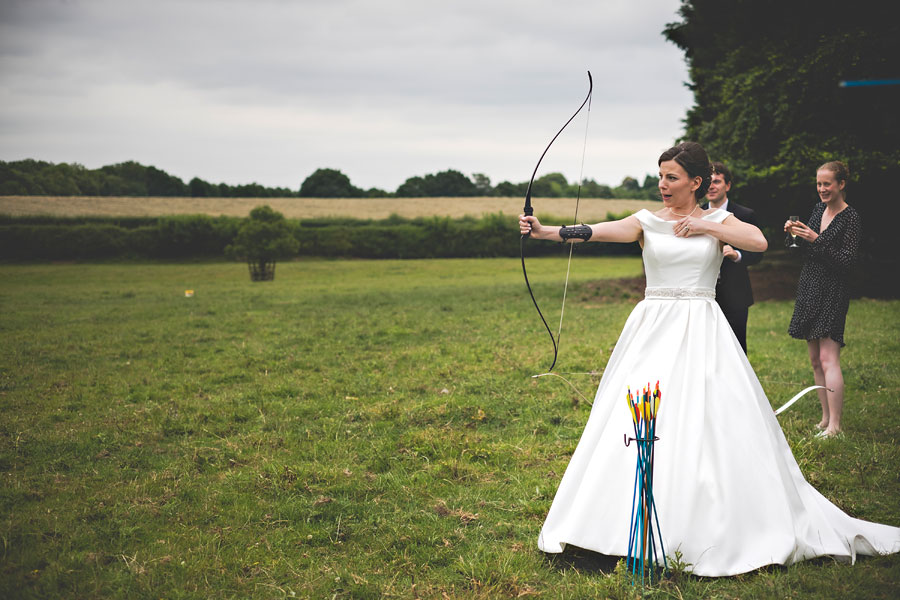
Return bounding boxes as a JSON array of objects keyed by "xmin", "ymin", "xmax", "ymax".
[{"xmin": 788, "ymin": 202, "xmax": 861, "ymax": 347}]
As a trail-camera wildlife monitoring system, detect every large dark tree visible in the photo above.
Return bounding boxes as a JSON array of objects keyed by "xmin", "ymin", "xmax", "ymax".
[
  {"xmin": 428, "ymin": 170, "xmax": 479, "ymax": 196},
  {"xmin": 189, "ymin": 177, "xmax": 214, "ymax": 197},
  {"xmin": 298, "ymin": 168, "xmax": 364, "ymax": 198},
  {"xmin": 99, "ymin": 161, "xmax": 189, "ymax": 196},
  {"xmin": 664, "ymin": 0, "xmax": 899, "ymax": 258},
  {"xmin": 394, "ymin": 175, "xmax": 427, "ymax": 197},
  {"xmin": 395, "ymin": 169, "xmax": 479, "ymax": 197}
]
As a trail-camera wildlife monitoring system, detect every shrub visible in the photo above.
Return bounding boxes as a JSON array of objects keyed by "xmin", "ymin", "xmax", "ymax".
[{"xmin": 225, "ymin": 206, "xmax": 299, "ymax": 280}]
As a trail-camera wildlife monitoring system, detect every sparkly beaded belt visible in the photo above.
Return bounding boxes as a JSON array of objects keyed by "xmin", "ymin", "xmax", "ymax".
[{"xmin": 644, "ymin": 287, "xmax": 715, "ymax": 299}]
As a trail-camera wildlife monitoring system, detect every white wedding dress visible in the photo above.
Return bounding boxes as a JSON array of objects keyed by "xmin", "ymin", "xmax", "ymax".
[{"xmin": 537, "ymin": 209, "xmax": 900, "ymax": 576}]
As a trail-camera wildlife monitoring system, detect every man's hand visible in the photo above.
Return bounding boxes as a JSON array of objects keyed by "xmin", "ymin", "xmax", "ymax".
[{"xmin": 723, "ymin": 244, "xmax": 740, "ymax": 262}]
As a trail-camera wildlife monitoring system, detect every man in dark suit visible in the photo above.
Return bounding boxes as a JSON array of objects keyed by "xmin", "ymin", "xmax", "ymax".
[{"xmin": 703, "ymin": 162, "xmax": 762, "ymax": 353}]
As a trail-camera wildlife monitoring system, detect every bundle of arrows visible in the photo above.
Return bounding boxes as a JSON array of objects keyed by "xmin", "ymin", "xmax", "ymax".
[{"xmin": 625, "ymin": 381, "xmax": 668, "ymax": 585}]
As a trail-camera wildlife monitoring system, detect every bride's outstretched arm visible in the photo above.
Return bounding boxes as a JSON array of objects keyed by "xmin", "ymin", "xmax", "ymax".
[
  {"xmin": 519, "ymin": 214, "xmax": 643, "ymax": 243},
  {"xmin": 673, "ymin": 214, "xmax": 767, "ymax": 251}
]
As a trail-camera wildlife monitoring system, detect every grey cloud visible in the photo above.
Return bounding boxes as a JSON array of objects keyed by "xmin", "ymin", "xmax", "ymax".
[{"xmin": 0, "ymin": 0, "xmax": 691, "ymax": 191}]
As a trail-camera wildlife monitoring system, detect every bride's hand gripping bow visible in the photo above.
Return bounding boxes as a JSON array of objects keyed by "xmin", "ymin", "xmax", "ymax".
[{"xmin": 520, "ymin": 214, "xmax": 542, "ymax": 238}]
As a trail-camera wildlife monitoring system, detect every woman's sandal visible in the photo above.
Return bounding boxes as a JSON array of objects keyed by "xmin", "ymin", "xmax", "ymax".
[{"xmin": 815, "ymin": 429, "xmax": 843, "ymax": 439}]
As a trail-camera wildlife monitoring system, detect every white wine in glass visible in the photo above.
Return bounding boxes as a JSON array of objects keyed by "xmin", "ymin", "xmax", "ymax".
[{"xmin": 788, "ymin": 215, "xmax": 800, "ymax": 248}]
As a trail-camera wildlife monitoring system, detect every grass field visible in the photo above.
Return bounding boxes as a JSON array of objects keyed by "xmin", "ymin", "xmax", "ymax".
[
  {"xmin": 1, "ymin": 258, "xmax": 899, "ymax": 599},
  {"xmin": 0, "ymin": 195, "xmax": 659, "ymax": 221}
]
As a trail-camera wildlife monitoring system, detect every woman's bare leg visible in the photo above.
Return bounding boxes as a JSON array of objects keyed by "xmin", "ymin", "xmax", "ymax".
[
  {"xmin": 807, "ymin": 340, "xmax": 829, "ymax": 429},
  {"xmin": 818, "ymin": 338, "xmax": 844, "ymax": 434}
]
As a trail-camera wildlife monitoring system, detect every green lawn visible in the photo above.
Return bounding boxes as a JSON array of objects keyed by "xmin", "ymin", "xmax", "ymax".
[{"xmin": 1, "ymin": 258, "xmax": 898, "ymax": 599}]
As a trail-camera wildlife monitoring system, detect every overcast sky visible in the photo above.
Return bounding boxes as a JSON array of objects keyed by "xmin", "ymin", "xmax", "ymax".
[{"xmin": 0, "ymin": 0, "xmax": 694, "ymax": 193}]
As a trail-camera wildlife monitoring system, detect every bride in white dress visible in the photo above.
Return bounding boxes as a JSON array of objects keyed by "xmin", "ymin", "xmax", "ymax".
[{"xmin": 518, "ymin": 142, "xmax": 900, "ymax": 577}]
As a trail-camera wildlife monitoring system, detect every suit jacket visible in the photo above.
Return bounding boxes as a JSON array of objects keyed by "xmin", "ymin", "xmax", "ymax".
[{"xmin": 702, "ymin": 200, "xmax": 762, "ymax": 309}]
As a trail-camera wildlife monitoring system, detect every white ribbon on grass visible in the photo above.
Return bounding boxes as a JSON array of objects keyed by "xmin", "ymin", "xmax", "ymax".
[{"xmin": 774, "ymin": 385, "xmax": 833, "ymax": 416}]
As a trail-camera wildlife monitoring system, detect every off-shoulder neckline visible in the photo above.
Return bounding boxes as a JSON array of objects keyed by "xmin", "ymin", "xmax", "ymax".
[{"xmin": 637, "ymin": 208, "xmax": 727, "ymax": 222}]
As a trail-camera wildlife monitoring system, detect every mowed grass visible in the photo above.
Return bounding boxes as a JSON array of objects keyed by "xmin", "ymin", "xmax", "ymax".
[
  {"xmin": 0, "ymin": 195, "xmax": 660, "ymax": 221},
  {"xmin": 1, "ymin": 258, "xmax": 898, "ymax": 599}
]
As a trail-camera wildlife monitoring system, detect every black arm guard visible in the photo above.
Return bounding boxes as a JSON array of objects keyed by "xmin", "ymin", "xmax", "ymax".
[{"xmin": 559, "ymin": 224, "xmax": 592, "ymax": 241}]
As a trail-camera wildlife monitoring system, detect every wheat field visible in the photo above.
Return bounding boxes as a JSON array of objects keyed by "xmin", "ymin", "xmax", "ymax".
[{"xmin": 0, "ymin": 195, "xmax": 659, "ymax": 220}]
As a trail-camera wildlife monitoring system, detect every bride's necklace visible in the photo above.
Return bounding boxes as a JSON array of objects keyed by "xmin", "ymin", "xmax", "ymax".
[{"xmin": 668, "ymin": 204, "xmax": 699, "ymax": 218}]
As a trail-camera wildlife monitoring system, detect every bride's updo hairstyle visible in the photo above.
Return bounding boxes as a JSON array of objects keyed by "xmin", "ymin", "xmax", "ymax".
[{"xmin": 658, "ymin": 142, "xmax": 712, "ymax": 201}]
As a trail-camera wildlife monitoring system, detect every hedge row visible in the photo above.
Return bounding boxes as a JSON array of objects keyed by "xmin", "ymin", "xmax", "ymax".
[
  {"xmin": 0, "ymin": 213, "xmax": 641, "ymax": 260},
  {"xmin": 0, "ymin": 215, "xmax": 241, "ymax": 260}
]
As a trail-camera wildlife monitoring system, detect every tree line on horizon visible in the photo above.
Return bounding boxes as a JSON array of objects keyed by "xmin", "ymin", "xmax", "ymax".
[{"xmin": 0, "ymin": 159, "xmax": 661, "ymax": 201}]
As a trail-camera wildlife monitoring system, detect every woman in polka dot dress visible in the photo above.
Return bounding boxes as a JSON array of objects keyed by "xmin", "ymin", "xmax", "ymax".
[{"xmin": 785, "ymin": 161, "xmax": 861, "ymax": 438}]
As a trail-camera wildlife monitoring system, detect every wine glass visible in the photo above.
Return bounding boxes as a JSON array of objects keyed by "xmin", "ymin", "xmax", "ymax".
[{"xmin": 788, "ymin": 215, "xmax": 800, "ymax": 248}]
